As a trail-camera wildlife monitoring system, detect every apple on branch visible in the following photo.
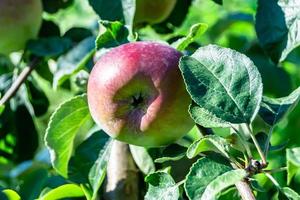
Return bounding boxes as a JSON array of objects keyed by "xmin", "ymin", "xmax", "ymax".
[
  {"xmin": 88, "ymin": 41, "xmax": 193, "ymax": 147},
  {"xmin": 0, "ymin": 0, "xmax": 43, "ymax": 55}
]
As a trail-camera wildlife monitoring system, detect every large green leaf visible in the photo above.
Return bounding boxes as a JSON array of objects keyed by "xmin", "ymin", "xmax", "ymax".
[
  {"xmin": 286, "ymin": 147, "xmax": 300, "ymax": 185},
  {"xmin": 145, "ymin": 172, "xmax": 179, "ymax": 200},
  {"xmin": 54, "ymin": 36, "xmax": 96, "ymax": 89},
  {"xmin": 45, "ymin": 94, "xmax": 94, "ymax": 177},
  {"xmin": 179, "ymin": 45, "xmax": 263, "ymax": 127},
  {"xmin": 184, "ymin": 156, "xmax": 235, "ymax": 200},
  {"xmin": 129, "ymin": 145, "xmax": 155, "ymax": 174},
  {"xmin": 186, "ymin": 135, "xmax": 230, "ymax": 159},
  {"xmin": 255, "ymin": 0, "xmax": 300, "ymax": 63},
  {"xmin": 38, "ymin": 184, "xmax": 84, "ymax": 200},
  {"xmin": 259, "ymin": 87, "xmax": 300, "ymax": 126}
]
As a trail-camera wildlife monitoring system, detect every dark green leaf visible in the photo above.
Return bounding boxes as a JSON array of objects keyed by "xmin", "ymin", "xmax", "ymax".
[
  {"xmin": 42, "ymin": 0, "xmax": 74, "ymax": 13},
  {"xmin": 179, "ymin": 45, "xmax": 263, "ymax": 126},
  {"xmin": 211, "ymin": 0, "xmax": 223, "ymax": 5},
  {"xmin": 145, "ymin": 172, "xmax": 179, "ymax": 200},
  {"xmin": 27, "ymin": 37, "xmax": 72, "ymax": 57},
  {"xmin": 154, "ymin": 144, "xmax": 186, "ymax": 163},
  {"xmin": 287, "ymin": 147, "xmax": 300, "ymax": 185},
  {"xmin": 129, "ymin": 145, "xmax": 155, "ymax": 174},
  {"xmin": 259, "ymin": 87, "xmax": 300, "ymax": 126},
  {"xmin": 54, "ymin": 36, "xmax": 95, "ymax": 89},
  {"xmin": 25, "ymin": 78, "xmax": 49, "ymax": 117},
  {"xmin": 38, "ymin": 20, "xmax": 61, "ymax": 37},
  {"xmin": 45, "ymin": 94, "xmax": 94, "ymax": 177},
  {"xmin": 255, "ymin": 0, "xmax": 300, "ymax": 63},
  {"xmin": 63, "ymin": 27, "xmax": 93, "ymax": 43},
  {"xmin": 88, "ymin": 0, "xmax": 135, "ymax": 31}
]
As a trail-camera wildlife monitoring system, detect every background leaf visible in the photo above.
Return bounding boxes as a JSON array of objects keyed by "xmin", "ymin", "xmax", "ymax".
[
  {"xmin": 129, "ymin": 145, "xmax": 155, "ymax": 175},
  {"xmin": 255, "ymin": 0, "xmax": 300, "ymax": 63}
]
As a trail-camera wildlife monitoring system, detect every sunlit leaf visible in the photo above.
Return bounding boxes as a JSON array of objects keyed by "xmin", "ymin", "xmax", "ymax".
[
  {"xmin": 45, "ymin": 94, "xmax": 94, "ymax": 177},
  {"xmin": 179, "ymin": 45, "xmax": 262, "ymax": 127},
  {"xmin": 129, "ymin": 145, "xmax": 155, "ymax": 174}
]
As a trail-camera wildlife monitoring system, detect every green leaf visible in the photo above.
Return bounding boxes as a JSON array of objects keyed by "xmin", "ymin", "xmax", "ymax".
[
  {"xmin": 186, "ymin": 135, "xmax": 230, "ymax": 159},
  {"xmin": 184, "ymin": 156, "xmax": 231, "ymax": 199},
  {"xmin": 179, "ymin": 45, "xmax": 263, "ymax": 127},
  {"xmin": 154, "ymin": 144, "xmax": 187, "ymax": 163},
  {"xmin": 69, "ymin": 130, "xmax": 113, "ymax": 200},
  {"xmin": 255, "ymin": 0, "xmax": 300, "ymax": 63},
  {"xmin": 287, "ymin": 147, "xmax": 300, "ymax": 185},
  {"xmin": 184, "ymin": 156, "xmax": 240, "ymax": 200},
  {"xmin": 45, "ymin": 94, "xmax": 94, "ymax": 177},
  {"xmin": 38, "ymin": 184, "xmax": 84, "ymax": 200},
  {"xmin": 54, "ymin": 36, "xmax": 96, "ymax": 89},
  {"xmin": 172, "ymin": 23, "xmax": 208, "ymax": 51},
  {"xmin": 96, "ymin": 20, "xmax": 130, "ymax": 50},
  {"xmin": 259, "ymin": 87, "xmax": 300, "ymax": 126},
  {"xmin": 2, "ymin": 189, "xmax": 21, "ymax": 200},
  {"xmin": 145, "ymin": 172, "xmax": 179, "ymax": 200},
  {"xmin": 281, "ymin": 187, "xmax": 300, "ymax": 200},
  {"xmin": 129, "ymin": 145, "xmax": 155, "ymax": 174},
  {"xmin": 27, "ymin": 37, "xmax": 72, "ymax": 57},
  {"xmin": 88, "ymin": 0, "xmax": 135, "ymax": 31},
  {"xmin": 201, "ymin": 169, "xmax": 247, "ymax": 200}
]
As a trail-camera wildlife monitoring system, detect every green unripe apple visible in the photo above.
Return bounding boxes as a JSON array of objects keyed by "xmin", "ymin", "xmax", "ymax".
[
  {"xmin": 134, "ymin": 0, "xmax": 177, "ymax": 25},
  {"xmin": 88, "ymin": 41, "xmax": 193, "ymax": 147},
  {"xmin": 0, "ymin": 0, "xmax": 43, "ymax": 55}
]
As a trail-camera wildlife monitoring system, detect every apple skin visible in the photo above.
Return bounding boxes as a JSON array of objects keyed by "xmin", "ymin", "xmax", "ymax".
[
  {"xmin": 134, "ymin": 0, "xmax": 177, "ymax": 25},
  {"xmin": 88, "ymin": 41, "xmax": 193, "ymax": 147},
  {"xmin": 0, "ymin": 0, "xmax": 43, "ymax": 55}
]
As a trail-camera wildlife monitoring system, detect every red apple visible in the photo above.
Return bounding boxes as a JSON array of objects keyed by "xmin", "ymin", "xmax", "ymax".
[
  {"xmin": 87, "ymin": 41, "xmax": 193, "ymax": 147},
  {"xmin": 0, "ymin": 0, "xmax": 43, "ymax": 55},
  {"xmin": 134, "ymin": 0, "xmax": 177, "ymax": 25}
]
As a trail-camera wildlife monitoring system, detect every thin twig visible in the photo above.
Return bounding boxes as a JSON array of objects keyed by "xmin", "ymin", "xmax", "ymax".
[
  {"xmin": 246, "ymin": 124, "xmax": 267, "ymax": 166},
  {"xmin": 263, "ymin": 167, "xmax": 287, "ymax": 174},
  {"xmin": 0, "ymin": 58, "xmax": 40, "ymax": 105}
]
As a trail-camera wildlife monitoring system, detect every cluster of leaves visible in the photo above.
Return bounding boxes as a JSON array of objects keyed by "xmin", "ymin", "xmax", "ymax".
[{"xmin": 0, "ymin": 0, "xmax": 300, "ymax": 200}]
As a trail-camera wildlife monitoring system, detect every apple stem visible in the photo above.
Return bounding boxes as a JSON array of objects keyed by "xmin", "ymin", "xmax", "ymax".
[
  {"xmin": 0, "ymin": 57, "xmax": 40, "ymax": 106},
  {"xmin": 235, "ymin": 180, "xmax": 256, "ymax": 200}
]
